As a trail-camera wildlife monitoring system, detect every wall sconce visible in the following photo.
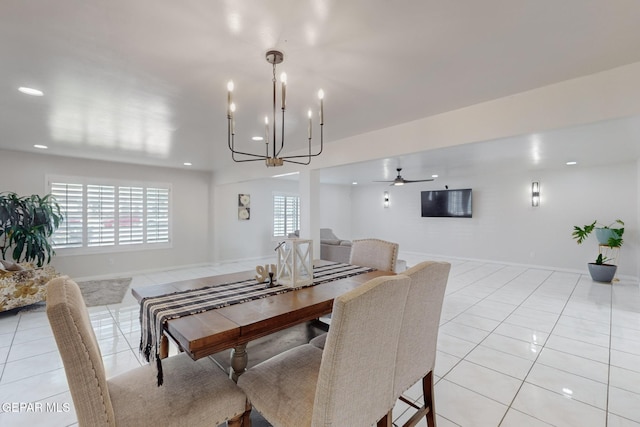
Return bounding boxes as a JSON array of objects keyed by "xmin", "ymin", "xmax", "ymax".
[
  {"xmin": 531, "ymin": 181, "xmax": 540, "ymax": 207},
  {"xmin": 383, "ymin": 191, "xmax": 390, "ymax": 208}
]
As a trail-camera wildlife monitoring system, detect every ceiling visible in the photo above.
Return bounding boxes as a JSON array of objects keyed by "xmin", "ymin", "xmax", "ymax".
[
  {"xmin": 2, "ymin": 0, "xmax": 640, "ymax": 184},
  {"xmin": 319, "ymin": 116, "xmax": 640, "ymax": 185}
]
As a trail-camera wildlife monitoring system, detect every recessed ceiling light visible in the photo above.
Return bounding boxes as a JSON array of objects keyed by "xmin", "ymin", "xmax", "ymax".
[
  {"xmin": 183, "ymin": 162, "xmax": 192, "ymax": 166},
  {"xmin": 352, "ymin": 181, "xmax": 358, "ymax": 185},
  {"xmin": 33, "ymin": 144, "xmax": 48, "ymax": 149},
  {"xmin": 431, "ymin": 174, "xmax": 438, "ymax": 178},
  {"xmin": 252, "ymin": 136, "xmax": 264, "ymax": 141},
  {"xmin": 566, "ymin": 161, "xmax": 577, "ymax": 165},
  {"xmin": 18, "ymin": 87, "xmax": 44, "ymax": 96}
]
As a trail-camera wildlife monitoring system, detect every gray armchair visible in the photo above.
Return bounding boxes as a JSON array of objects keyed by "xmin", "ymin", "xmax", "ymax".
[{"xmin": 319, "ymin": 228, "xmax": 352, "ymax": 263}]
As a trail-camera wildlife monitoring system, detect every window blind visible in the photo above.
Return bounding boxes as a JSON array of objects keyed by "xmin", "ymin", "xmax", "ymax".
[
  {"xmin": 50, "ymin": 177, "xmax": 171, "ymax": 251},
  {"xmin": 119, "ymin": 186, "xmax": 144, "ymax": 245},
  {"xmin": 273, "ymin": 194, "xmax": 300, "ymax": 237},
  {"xmin": 50, "ymin": 182, "xmax": 84, "ymax": 248},
  {"xmin": 87, "ymin": 185, "xmax": 115, "ymax": 247},
  {"xmin": 146, "ymin": 187, "xmax": 170, "ymax": 243}
]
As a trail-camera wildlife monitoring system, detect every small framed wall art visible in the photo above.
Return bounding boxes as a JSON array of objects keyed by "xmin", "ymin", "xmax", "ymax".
[{"xmin": 238, "ymin": 194, "xmax": 250, "ymax": 220}]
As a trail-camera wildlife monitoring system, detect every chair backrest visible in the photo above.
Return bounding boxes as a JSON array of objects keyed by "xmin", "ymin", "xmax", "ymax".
[
  {"xmin": 312, "ymin": 274, "xmax": 411, "ymax": 426},
  {"xmin": 46, "ymin": 276, "xmax": 116, "ymax": 426},
  {"xmin": 349, "ymin": 238, "xmax": 399, "ymax": 272},
  {"xmin": 393, "ymin": 261, "xmax": 451, "ymax": 398}
]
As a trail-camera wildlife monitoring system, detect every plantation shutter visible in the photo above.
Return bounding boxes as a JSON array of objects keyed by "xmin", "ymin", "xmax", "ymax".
[
  {"xmin": 50, "ymin": 182, "xmax": 84, "ymax": 248},
  {"xmin": 49, "ymin": 177, "xmax": 171, "ymax": 251},
  {"xmin": 273, "ymin": 194, "xmax": 299, "ymax": 237},
  {"xmin": 87, "ymin": 185, "xmax": 115, "ymax": 247},
  {"xmin": 146, "ymin": 187, "xmax": 170, "ymax": 243},
  {"xmin": 119, "ymin": 186, "xmax": 144, "ymax": 245}
]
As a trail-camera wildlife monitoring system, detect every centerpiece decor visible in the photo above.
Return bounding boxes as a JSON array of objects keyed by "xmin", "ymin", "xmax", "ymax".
[{"xmin": 276, "ymin": 239, "xmax": 313, "ymax": 287}]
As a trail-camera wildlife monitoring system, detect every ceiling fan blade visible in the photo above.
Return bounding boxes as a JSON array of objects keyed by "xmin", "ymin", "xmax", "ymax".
[{"xmin": 402, "ymin": 179, "xmax": 434, "ymax": 183}]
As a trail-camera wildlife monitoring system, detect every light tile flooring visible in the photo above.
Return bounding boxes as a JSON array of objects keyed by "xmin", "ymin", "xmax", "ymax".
[{"xmin": 1, "ymin": 254, "xmax": 640, "ymax": 427}]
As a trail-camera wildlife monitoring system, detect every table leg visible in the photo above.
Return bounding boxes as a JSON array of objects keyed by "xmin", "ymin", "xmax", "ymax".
[
  {"xmin": 230, "ymin": 343, "xmax": 248, "ymax": 383},
  {"xmin": 242, "ymin": 401, "xmax": 252, "ymax": 427},
  {"xmin": 227, "ymin": 414, "xmax": 242, "ymax": 427},
  {"xmin": 226, "ymin": 401, "xmax": 252, "ymax": 427},
  {"xmin": 229, "ymin": 344, "xmax": 252, "ymax": 426},
  {"xmin": 159, "ymin": 334, "xmax": 169, "ymax": 359}
]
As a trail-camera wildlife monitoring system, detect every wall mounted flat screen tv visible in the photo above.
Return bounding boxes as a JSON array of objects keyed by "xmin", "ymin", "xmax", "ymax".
[{"xmin": 421, "ymin": 189, "xmax": 472, "ymax": 218}]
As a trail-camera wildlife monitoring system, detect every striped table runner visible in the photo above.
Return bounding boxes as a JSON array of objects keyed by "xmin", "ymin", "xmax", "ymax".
[{"xmin": 140, "ymin": 262, "xmax": 374, "ymax": 385}]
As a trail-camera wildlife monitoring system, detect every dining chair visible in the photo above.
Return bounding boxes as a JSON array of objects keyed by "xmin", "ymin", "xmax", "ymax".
[
  {"xmin": 46, "ymin": 276, "xmax": 248, "ymax": 427},
  {"xmin": 310, "ymin": 261, "xmax": 451, "ymax": 427},
  {"xmin": 349, "ymin": 238, "xmax": 399, "ymax": 272},
  {"xmin": 391, "ymin": 261, "xmax": 451, "ymax": 427},
  {"xmin": 238, "ymin": 274, "xmax": 411, "ymax": 427},
  {"xmin": 316, "ymin": 237, "xmax": 399, "ymax": 328}
]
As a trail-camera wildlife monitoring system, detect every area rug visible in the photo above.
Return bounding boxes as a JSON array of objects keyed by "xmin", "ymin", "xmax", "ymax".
[
  {"xmin": 17, "ymin": 277, "xmax": 132, "ymax": 313},
  {"xmin": 77, "ymin": 277, "xmax": 132, "ymax": 307}
]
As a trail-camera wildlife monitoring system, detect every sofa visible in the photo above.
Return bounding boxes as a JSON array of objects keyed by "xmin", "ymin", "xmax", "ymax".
[
  {"xmin": 319, "ymin": 228, "xmax": 352, "ymax": 263},
  {"xmin": 0, "ymin": 262, "xmax": 59, "ymax": 312}
]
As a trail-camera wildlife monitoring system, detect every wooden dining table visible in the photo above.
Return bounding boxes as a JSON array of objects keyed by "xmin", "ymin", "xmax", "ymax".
[{"xmin": 131, "ymin": 260, "xmax": 390, "ymax": 381}]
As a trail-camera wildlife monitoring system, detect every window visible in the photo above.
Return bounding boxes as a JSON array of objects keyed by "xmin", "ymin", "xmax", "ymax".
[
  {"xmin": 273, "ymin": 194, "xmax": 300, "ymax": 238},
  {"xmin": 87, "ymin": 185, "xmax": 115, "ymax": 247},
  {"xmin": 50, "ymin": 183, "xmax": 83, "ymax": 249},
  {"xmin": 119, "ymin": 186, "xmax": 144, "ymax": 245},
  {"xmin": 146, "ymin": 187, "xmax": 170, "ymax": 243},
  {"xmin": 49, "ymin": 176, "xmax": 171, "ymax": 252}
]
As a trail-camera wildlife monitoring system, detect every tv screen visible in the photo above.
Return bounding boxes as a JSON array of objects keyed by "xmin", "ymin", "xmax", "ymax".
[{"xmin": 421, "ymin": 189, "xmax": 472, "ymax": 218}]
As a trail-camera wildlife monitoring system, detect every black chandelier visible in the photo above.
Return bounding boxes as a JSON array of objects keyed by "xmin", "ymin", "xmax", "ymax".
[{"xmin": 227, "ymin": 50, "xmax": 324, "ymax": 167}]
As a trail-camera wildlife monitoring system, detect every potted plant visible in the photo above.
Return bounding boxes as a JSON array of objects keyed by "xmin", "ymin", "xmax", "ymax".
[
  {"xmin": 0, "ymin": 192, "xmax": 64, "ymax": 267},
  {"xmin": 571, "ymin": 219, "xmax": 624, "ymax": 283}
]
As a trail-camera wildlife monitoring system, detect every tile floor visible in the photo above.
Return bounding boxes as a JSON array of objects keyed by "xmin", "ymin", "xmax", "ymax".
[{"xmin": 1, "ymin": 254, "xmax": 639, "ymax": 427}]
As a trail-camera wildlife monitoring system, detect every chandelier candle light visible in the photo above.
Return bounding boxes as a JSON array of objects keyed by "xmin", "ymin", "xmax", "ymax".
[{"xmin": 227, "ymin": 50, "xmax": 324, "ymax": 167}]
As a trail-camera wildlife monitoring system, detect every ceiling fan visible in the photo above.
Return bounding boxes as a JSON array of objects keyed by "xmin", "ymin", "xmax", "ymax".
[{"xmin": 375, "ymin": 168, "xmax": 434, "ymax": 186}]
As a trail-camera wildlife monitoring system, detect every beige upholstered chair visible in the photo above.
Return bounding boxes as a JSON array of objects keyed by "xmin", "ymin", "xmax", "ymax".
[
  {"xmin": 392, "ymin": 261, "xmax": 451, "ymax": 427},
  {"xmin": 317, "ymin": 238, "xmax": 399, "ymax": 327},
  {"xmin": 349, "ymin": 238, "xmax": 399, "ymax": 272},
  {"xmin": 310, "ymin": 261, "xmax": 451, "ymax": 427},
  {"xmin": 46, "ymin": 276, "xmax": 247, "ymax": 427},
  {"xmin": 238, "ymin": 274, "xmax": 411, "ymax": 427}
]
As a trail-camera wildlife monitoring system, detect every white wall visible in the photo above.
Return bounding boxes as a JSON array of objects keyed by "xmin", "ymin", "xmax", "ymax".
[
  {"xmin": 0, "ymin": 150, "xmax": 212, "ymax": 279},
  {"xmin": 348, "ymin": 162, "xmax": 638, "ymax": 277},
  {"xmin": 212, "ymin": 178, "xmax": 299, "ymax": 262},
  {"xmin": 210, "ymin": 163, "xmax": 638, "ymax": 279},
  {"xmin": 211, "ymin": 179, "xmax": 355, "ymax": 262},
  {"xmin": 318, "ymin": 184, "xmax": 353, "ymax": 239}
]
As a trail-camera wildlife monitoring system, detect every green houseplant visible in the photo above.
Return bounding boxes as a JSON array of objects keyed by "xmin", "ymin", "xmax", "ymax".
[
  {"xmin": 571, "ymin": 219, "xmax": 624, "ymax": 283},
  {"xmin": 0, "ymin": 192, "xmax": 64, "ymax": 267}
]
